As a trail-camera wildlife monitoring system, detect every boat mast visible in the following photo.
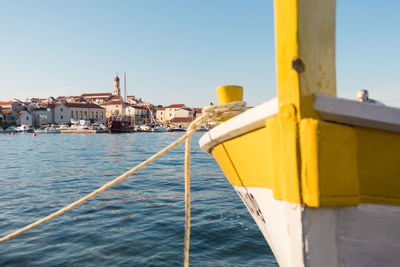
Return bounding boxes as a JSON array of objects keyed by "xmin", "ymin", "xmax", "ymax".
[
  {"xmin": 124, "ymin": 72, "xmax": 127, "ymax": 102},
  {"xmin": 122, "ymin": 72, "xmax": 126, "ymax": 119}
]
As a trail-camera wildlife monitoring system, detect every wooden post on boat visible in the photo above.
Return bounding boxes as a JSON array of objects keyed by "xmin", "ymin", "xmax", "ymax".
[
  {"xmin": 272, "ymin": 0, "xmax": 399, "ymax": 208},
  {"xmin": 274, "ymin": 0, "xmax": 336, "ymax": 119},
  {"xmin": 267, "ymin": 0, "xmax": 338, "ymax": 205},
  {"xmin": 271, "ymin": 0, "xmax": 363, "ymax": 207}
]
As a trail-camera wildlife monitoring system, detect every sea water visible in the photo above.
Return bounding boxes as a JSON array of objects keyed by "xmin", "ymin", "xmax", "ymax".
[{"xmin": 0, "ymin": 132, "xmax": 277, "ymax": 266}]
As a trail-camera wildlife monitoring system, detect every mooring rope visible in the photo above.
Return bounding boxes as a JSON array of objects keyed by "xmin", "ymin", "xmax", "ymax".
[{"xmin": 0, "ymin": 101, "xmax": 246, "ymax": 266}]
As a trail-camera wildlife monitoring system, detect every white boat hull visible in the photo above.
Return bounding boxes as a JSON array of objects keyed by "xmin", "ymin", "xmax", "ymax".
[{"xmin": 233, "ymin": 185, "xmax": 400, "ymax": 267}]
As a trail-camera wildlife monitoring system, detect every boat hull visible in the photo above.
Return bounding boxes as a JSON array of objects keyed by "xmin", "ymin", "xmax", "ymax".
[
  {"xmin": 109, "ymin": 128, "xmax": 133, "ymax": 133},
  {"xmin": 200, "ymin": 97, "xmax": 400, "ymax": 266},
  {"xmin": 109, "ymin": 120, "xmax": 133, "ymax": 133},
  {"xmin": 232, "ymin": 185, "xmax": 400, "ymax": 267}
]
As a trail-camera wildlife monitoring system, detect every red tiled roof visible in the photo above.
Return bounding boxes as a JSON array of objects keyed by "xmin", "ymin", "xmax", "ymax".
[
  {"xmin": 1, "ymin": 109, "xmax": 14, "ymax": 115},
  {"xmin": 101, "ymin": 101, "xmax": 124, "ymax": 105},
  {"xmin": 192, "ymin": 108, "xmax": 202, "ymax": 113},
  {"xmin": 130, "ymin": 105, "xmax": 143, "ymax": 109},
  {"xmin": 111, "ymin": 95, "xmax": 122, "ymax": 99},
  {"xmin": 56, "ymin": 96, "xmax": 66, "ymax": 100},
  {"xmin": 18, "ymin": 111, "xmax": 27, "ymax": 115},
  {"xmin": 170, "ymin": 117, "xmax": 195, "ymax": 123},
  {"xmin": 43, "ymin": 103, "xmax": 56, "ymax": 108},
  {"xmin": 166, "ymin": 104, "xmax": 185, "ymax": 108},
  {"xmin": 57, "ymin": 103, "xmax": 104, "ymax": 109},
  {"xmin": 82, "ymin": 93, "xmax": 111, "ymax": 97},
  {"xmin": 0, "ymin": 101, "xmax": 17, "ymax": 106}
]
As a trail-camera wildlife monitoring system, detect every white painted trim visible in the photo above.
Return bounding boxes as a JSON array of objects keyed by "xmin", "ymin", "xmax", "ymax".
[
  {"xmin": 233, "ymin": 185, "xmax": 400, "ymax": 267},
  {"xmin": 314, "ymin": 94, "xmax": 400, "ymax": 133},
  {"xmin": 199, "ymin": 98, "xmax": 278, "ymax": 153},
  {"xmin": 233, "ymin": 186, "xmax": 305, "ymax": 267}
]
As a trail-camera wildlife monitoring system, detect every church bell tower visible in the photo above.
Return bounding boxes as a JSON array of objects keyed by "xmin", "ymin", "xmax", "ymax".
[{"xmin": 113, "ymin": 74, "xmax": 120, "ymax": 96}]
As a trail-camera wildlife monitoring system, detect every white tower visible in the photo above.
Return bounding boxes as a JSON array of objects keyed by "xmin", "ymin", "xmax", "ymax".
[{"xmin": 113, "ymin": 74, "xmax": 120, "ymax": 96}]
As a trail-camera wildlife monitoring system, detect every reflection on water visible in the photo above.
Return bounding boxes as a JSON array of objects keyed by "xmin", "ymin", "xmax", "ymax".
[{"xmin": 0, "ymin": 133, "xmax": 277, "ymax": 266}]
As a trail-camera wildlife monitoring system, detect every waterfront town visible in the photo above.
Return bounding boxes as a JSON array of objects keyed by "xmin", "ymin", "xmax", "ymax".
[{"xmin": 0, "ymin": 74, "xmax": 206, "ymax": 133}]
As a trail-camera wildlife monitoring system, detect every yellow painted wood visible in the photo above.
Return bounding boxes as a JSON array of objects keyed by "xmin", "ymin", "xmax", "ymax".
[
  {"xmin": 213, "ymin": 113, "xmax": 303, "ymax": 204},
  {"xmin": 300, "ymin": 119, "xmax": 359, "ymax": 207},
  {"xmin": 223, "ymin": 127, "xmax": 272, "ymax": 188},
  {"xmin": 274, "ymin": 0, "xmax": 336, "ymax": 119},
  {"xmin": 265, "ymin": 117, "xmax": 281, "ymax": 197},
  {"xmin": 211, "ymin": 144, "xmax": 243, "ymax": 187},
  {"xmin": 355, "ymin": 127, "xmax": 400, "ymax": 206},
  {"xmin": 274, "ymin": 104, "xmax": 302, "ymax": 203},
  {"xmin": 214, "ymin": 117, "xmax": 400, "ymax": 206}
]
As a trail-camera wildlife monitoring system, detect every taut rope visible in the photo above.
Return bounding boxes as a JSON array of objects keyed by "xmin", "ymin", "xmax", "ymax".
[{"xmin": 0, "ymin": 101, "xmax": 246, "ymax": 266}]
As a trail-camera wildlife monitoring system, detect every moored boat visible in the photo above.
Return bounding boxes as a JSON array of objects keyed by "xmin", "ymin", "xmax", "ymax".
[
  {"xmin": 138, "ymin": 124, "xmax": 151, "ymax": 132},
  {"xmin": 16, "ymin": 125, "xmax": 32, "ymax": 133},
  {"xmin": 169, "ymin": 127, "xmax": 186, "ymax": 132},
  {"xmin": 152, "ymin": 125, "xmax": 168, "ymax": 132},
  {"xmin": 108, "ymin": 120, "xmax": 133, "ymax": 133},
  {"xmin": 199, "ymin": 1, "xmax": 400, "ymax": 266}
]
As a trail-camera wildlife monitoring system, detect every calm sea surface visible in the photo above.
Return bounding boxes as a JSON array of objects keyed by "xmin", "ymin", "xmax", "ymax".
[{"xmin": 0, "ymin": 132, "xmax": 277, "ymax": 266}]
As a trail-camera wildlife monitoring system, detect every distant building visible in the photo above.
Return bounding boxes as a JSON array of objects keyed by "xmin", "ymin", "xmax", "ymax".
[
  {"xmin": 54, "ymin": 103, "xmax": 106, "ymax": 124},
  {"xmin": 47, "ymin": 96, "xmax": 56, "ymax": 104},
  {"xmin": 0, "ymin": 101, "xmax": 24, "ymax": 112},
  {"xmin": 100, "ymin": 100, "xmax": 126, "ymax": 119},
  {"xmin": 113, "ymin": 75, "xmax": 121, "ymax": 96},
  {"xmin": 2, "ymin": 109, "xmax": 19, "ymax": 127},
  {"xmin": 192, "ymin": 108, "xmax": 203, "ymax": 118},
  {"xmin": 155, "ymin": 107, "xmax": 165, "ymax": 123},
  {"xmin": 126, "ymin": 95, "xmax": 143, "ymax": 105},
  {"xmin": 131, "ymin": 105, "xmax": 149, "ymax": 124},
  {"xmin": 165, "ymin": 104, "xmax": 186, "ymax": 122},
  {"xmin": 100, "ymin": 101, "xmax": 148, "ymax": 124},
  {"xmin": 110, "ymin": 95, "xmax": 123, "ymax": 101},
  {"xmin": 25, "ymin": 98, "xmax": 41, "ymax": 107},
  {"xmin": 81, "ymin": 93, "xmax": 112, "ymax": 104},
  {"xmin": 18, "ymin": 110, "xmax": 34, "ymax": 127},
  {"xmin": 72, "ymin": 95, "xmax": 84, "ymax": 102},
  {"xmin": 31, "ymin": 104, "xmax": 55, "ymax": 126},
  {"xmin": 56, "ymin": 96, "xmax": 67, "ymax": 103},
  {"xmin": 175, "ymin": 107, "xmax": 193, "ymax": 118},
  {"xmin": 163, "ymin": 104, "xmax": 195, "ymax": 123}
]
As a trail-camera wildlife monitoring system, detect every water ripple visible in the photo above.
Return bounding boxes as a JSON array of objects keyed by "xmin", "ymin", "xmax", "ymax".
[{"xmin": 0, "ymin": 133, "xmax": 276, "ymax": 266}]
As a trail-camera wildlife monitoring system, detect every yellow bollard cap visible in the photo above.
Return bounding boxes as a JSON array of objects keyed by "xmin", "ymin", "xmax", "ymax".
[
  {"xmin": 216, "ymin": 85, "xmax": 243, "ymax": 105},
  {"xmin": 216, "ymin": 85, "xmax": 243, "ymax": 122}
]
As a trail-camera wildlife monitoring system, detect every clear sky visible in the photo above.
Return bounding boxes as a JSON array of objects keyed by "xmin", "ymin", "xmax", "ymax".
[{"xmin": 0, "ymin": 0, "xmax": 399, "ymax": 107}]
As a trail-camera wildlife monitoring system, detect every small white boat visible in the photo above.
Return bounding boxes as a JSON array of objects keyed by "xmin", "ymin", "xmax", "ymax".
[
  {"xmin": 15, "ymin": 125, "xmax": 32, "ymax": 133},
  {"xmin": 139, "ymin": 125, "xmax": 152, "ymax": 132},
  {"xmin": 44, "ymin": 125, "xmax": 59, "ymax": 133}
]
